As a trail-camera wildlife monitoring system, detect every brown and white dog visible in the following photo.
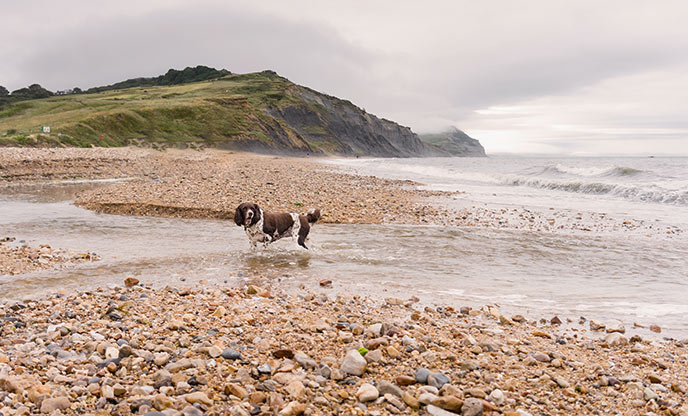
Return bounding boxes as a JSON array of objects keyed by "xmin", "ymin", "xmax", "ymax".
[{"xmin": 234, "ymin": 202, "xmax": 321, "ymax": 249}]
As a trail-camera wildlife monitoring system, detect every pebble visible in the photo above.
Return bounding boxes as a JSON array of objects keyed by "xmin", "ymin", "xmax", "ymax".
[
  {"xmin": 433, "ymin": 395, "xmax": 463, "ymax": 411},
  {"xmin": 427, "ymin": 404, "xmax": 459, "ymax": 416},
  {"xmin": 462, "ymin": 397, "xmax": 484, "ymax": 416},
  {"xmin": 356, "ymin": 383, "xmax": 379, "ymax": 402},
  {"xmin": 181, "ymin": 406, "xmax": 204, "ymax": 416},
  {"xmin": 294, "ymin": 351, "xmax": 318, "ymax": 369},
  {"xmin": 340, "ymin": 349, "xmax": 367, "ymax": 376},
  {"xmin": 605, "ymin": 333, "xmax": 629, "ymax": 347},
  {"xmin": 487, "ymin": 388, "xmax": 505, "ymax": 405},
  {"xmin": 461, "ymin": 360, "xmax": 481, "ymax": 371},
  {"xmin": 154, "ymin": 352, "xmax": 171, "ymax": 366},
  {"xmin": 377, "ymin": 380, "xmax": 403, "ymax": 397},
  {"xmin": 278, "ymin": 401, "xmax": 306, "ymax": 416},
  {"xmin": 286, "ymin": 380, "xmax": 306, "ymax": 400},
  {"xmin": 416, "ymin": 368, "xmax": 431, "ymax": 384},
  {"xmin": 427, "ymin": 372, "xmax": 450, "ymax": 388},
  {"xmin": 644, "ymin": 387, "xmax": 659, "ymax": 401},
  {"xmin": 222, "ymin": 349, "xmax": 242, "ymax": 360},
  {"xmin": 402, "ymin": 391, "xmax": 420, "ymax": 409},
  {"xmin": 532, "ymin": 352, "xmax": 550, "ymax": 362},
  {"xmin": 365, "ymin": 349, "xmax": 383, "ymax": 363},
  {"xmin": 553, "ymin": 376, "xmax": 570, "ymax": 388},
  {"xmin": 590, "ymin": 320, "xmax": 606, "ymax": 331},
  {"xmin": 184, "ymin": 391, "xmax": 213, "ymax": 406},
  {"xmin": 208, "ymin": 345, "xmax": 223, "ymax": 358},
  {"xmin": 395, "ymin": 375, "xmax": 416, "ymax": 386},
  {"xmin": 124, "ymin": 276, "xmax": 140, "ymax": 287},
  {"xmin": 365, "ymin": 323, "xmax": 383, "ymax": 337},
  {"xmin": 606, "ymin": 320, "xmax": 626, "ymax": 334},
  {"xmin": 40, "ymin": 396, "xmax": 71, "ymax": 413}
]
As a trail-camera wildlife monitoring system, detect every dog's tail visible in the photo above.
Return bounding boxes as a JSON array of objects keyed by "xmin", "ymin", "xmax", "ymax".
[{"xmin": 306, "ymin": 208, "xmax": 321, "ymax": 224}]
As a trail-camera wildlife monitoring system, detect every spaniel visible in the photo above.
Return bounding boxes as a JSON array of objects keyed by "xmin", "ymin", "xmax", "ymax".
[{"xmin": 234, "ymin": 202, "xmax": 321, "ymax": 249}]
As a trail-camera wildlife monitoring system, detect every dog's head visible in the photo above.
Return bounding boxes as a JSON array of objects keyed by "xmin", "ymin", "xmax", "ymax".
[
  {"xmin": 234, "ymin": 202, "xmax": 261, "ymax": 227},
  {"xmin": 306, "ymin": 208, "xmax": 321, "ymax": 223}
]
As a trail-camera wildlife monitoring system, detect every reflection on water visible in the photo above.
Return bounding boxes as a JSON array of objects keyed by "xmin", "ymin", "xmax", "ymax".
[
  {"xmin": 240, "ymin": 252, "xmax": 312, "ymax": 274},
  {"xmin": 1, "ymin": 182, "xmax": 688, "ymax": 337}
]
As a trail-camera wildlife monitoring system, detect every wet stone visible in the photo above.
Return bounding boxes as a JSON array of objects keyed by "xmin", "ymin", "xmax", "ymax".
[
  {"xmin": 378, "ymin": 380, "xmax": 403, "ymax": 397},
  {"xmin": 416, "ymin": 368, "xmax": 431, "ymax": 384},
  {"xmin": 427, "ymin": 372, "xmax": 450, "ymax": 388},
  {"xmin": 222, "ymin": 349, "xmax": 242, "ymax": 360}
]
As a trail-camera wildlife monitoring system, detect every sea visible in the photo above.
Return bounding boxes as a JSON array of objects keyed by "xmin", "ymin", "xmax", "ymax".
[
  {"xmin": 326, "ymin": 156, "xmax": 688, "ymax": 337},
  {"xmin": 327, "ymin": 156, "xmax": 688, "ymax": 227}
]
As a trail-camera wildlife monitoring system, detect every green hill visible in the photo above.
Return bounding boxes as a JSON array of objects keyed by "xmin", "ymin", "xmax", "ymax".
[{"xmin": 0, "ymin": 68, "xmax": 442, "ymax": 157}]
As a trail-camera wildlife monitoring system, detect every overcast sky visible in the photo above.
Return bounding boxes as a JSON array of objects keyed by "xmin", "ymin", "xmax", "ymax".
[{"xmin": 3, "ymin": 1, "xmax": 688, "ymax": 155}]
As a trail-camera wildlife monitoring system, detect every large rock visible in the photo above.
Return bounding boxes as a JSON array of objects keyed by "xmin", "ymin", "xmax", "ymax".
[
  {"xmin": 294, "ymin": 351, "xmax": 318, "ymax": 370},
  {"xmin": 433, "ymin": 395, "xmax": 463, "ymax": 411},
  {"xmin": 184, "ymin": 391, "xmax": 213, "ymax": 406},
  {"xmin": 427, "ymin": 404, "xmax": 459, "ymax": 416},
  {"xmin": 462, "ymin": 398, "xmax": 483, "ymax": 416},
  {"xmin": 487, "ymin": 389, "xmax": 505, "ymax": 405},
  {"xmin": 340, "ymin": 350, "xmax": 366, "ymax": 376},
  {"xmin": 356, "ymin": 383, "xmax": 379, "ymax": 402},
  {"xmin": 40, "ymin": 397, "xmax": 71, "ymax": 413},
  {"xmin": 377, "ymin": 380, "xmax": 403, "ymax": 397},
  {"xmin": 427, "ymin": 372, "xmax": 450, "ymax": 388},
  {"xmin": 605, "ymin": 333, "xmax": 629, "ymax": 347},
  {"xmin": 606, "ymin": 320, "xmax": 626, "ymax": 334}
]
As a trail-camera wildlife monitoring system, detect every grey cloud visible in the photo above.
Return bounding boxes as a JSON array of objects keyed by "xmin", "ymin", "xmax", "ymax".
[{"xmin": 13, "ymin": 5, "xmax": 374, "ymax": 95}]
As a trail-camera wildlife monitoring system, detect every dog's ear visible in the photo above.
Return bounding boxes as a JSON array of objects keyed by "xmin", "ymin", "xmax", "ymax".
[
  {"xmin": 251, "ymin": 203, "xmax": 261, "ymax": 224},
  {"xmin": 234, "ymin": 205, "xmax": 244, "ymax": 226}
]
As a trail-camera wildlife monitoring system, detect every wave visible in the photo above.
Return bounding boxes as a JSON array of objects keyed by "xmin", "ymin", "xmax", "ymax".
[
  {"xmin": 539, "ymin": 164, "xmax": 644, "ymax": 178},
  {"xmin": 502, "ymin": 175, "xmax": 688, "ymax": 206}
]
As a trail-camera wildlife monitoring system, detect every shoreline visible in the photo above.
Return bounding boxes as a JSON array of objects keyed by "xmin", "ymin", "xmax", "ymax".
[{"xmin": 1, "ymin": 147, "xmax": 679, "ymax": 237}]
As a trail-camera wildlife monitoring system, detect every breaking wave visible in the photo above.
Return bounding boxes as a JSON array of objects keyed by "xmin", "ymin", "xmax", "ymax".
[
  {"xmin": 539, "ymin": 164, "xmax": 645, "ymax": 178},
  {"xmin": 501, "ymin": 175, "xmax": 688, "ymax": 206}
]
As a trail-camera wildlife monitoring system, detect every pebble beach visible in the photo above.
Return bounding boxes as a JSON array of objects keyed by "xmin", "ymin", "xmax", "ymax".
[
  {"xmin": 0, "ymin": 147, "xmax": 687, "ymax": 416},
  {"xmin": 1, "ymin": 281, "xmax": 687, "ymax": 416}
]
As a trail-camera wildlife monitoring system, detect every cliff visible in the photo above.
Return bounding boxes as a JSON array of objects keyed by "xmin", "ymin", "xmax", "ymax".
[{"xmin": 419, "ymin": 127, "xmax": 486, "ymax": 156}]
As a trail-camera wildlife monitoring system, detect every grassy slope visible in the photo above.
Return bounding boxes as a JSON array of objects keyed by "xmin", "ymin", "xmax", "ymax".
[{"xmin": 0, "ymin": 72, "xmax": 316, "ymax": 151}]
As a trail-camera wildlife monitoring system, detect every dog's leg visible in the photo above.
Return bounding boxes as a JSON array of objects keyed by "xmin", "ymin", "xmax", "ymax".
[{"xmin": 297, "ymin": 222, "xmax": 310, "ymax": 249}]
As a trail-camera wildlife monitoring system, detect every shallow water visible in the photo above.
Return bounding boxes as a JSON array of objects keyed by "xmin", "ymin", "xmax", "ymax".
[{"xmin": 1, "ymin": 181, "xmax": 687, "ymax": 338}]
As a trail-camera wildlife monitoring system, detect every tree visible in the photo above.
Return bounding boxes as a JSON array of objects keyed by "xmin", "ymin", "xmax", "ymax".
[
  {"xmin": 72, "ymin": 87, "xmax": 82, "ymax": 94},
  {"xmin": 0, "ymin": 86, "xmax": 8, "ymax": 97},
  {"xmin": 11, "ymin": 84, "xmax": 53, "ymax": 99}
]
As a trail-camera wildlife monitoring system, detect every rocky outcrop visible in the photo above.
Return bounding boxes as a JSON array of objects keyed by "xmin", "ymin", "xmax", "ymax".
[
  {"xmin": 419, "ymin": 127, "xmax": 486, "ymax": 157},
  {"xmin": 265, "ymin": 86, "xmax": 446, "ymax": 158}
]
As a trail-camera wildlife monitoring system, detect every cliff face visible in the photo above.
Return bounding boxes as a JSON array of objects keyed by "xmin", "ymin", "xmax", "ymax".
[
  {"xmin": 265, "ymin": 86, "xmax": 446, "ymax": 157},
  {"xmin": 419, "ymin": 127, "xmax": 486, "ymax": 157}
]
